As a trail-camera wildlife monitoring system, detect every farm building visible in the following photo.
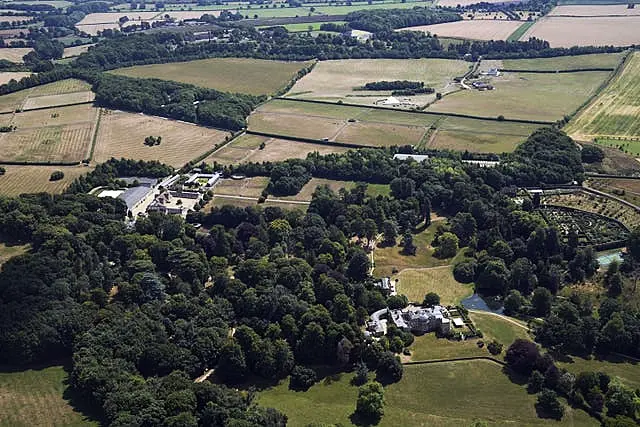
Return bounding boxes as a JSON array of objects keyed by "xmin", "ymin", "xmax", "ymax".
[
  {"xmin": 481, "ymin": 68, "xmax": 501, "ymax": 77},
  {"xmin": 344, "ymin": 29, "xmax": 373, "ymax": 41},
  {"xmin": 185, "ymin": 172, "xmax": 221, "ymax": 187},
  {"xmin": 472, "ymin": 81, "xmax": 494, "ymax": 91},
  {"xmin": 394, "ymin": 154, "xmax": 430, "ymax": 162},
  {"xmin": 389, "ymin": 305, "xmax": 452, "ymax": 335},
  {"xmin": 147, "ymin": 189, "xmax": 201, "ymax": 217},
  {"xmin": 461, "ymin": 159, "xmax": 500, "ymax": 167}
]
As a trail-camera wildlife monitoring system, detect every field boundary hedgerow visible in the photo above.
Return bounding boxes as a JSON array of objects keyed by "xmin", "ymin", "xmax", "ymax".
[
  {"xmin": 507, "ymin": 21, "xmax": 535, "ymax": 42},
  {"xmin": 402, "ymin": 355, "xmax": 506, "ymax": 366},
  {"xmin": 275, "ymin": 97, "xmax": 557, "ymax": 125},
  {"xmin": 86, "ymin": 107, "xmax": 102, "ymax": 162},
  {"xmin": 499, "ymin": 67, "xmax": 615, "ymax": 73},
  {"xmin": 245, "ymin": 130, "xmax": 377, "ymax": 149}
]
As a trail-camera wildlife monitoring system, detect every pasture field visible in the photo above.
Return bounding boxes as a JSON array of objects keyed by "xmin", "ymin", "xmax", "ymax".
[
  {"xmin": 586, "ymin": 177, "xmax": 640, "ymax": 207},
  {"xmin": 594, "ymin": 138, "xmax": 640, "ymax": 156},
  {"xmin": 374, "ymin": 220, "xmax": 459, "ymax": 277},
  {"xmin": 251, "ymin": 99, "xmax": 540, "ymax": 152},
  {"xmin": 0, "ymin": 72, "xmax": 31, "ymax": 85},
  {"xmin": 0, "ymin": 165, "xmax": 90, "ymax": 196},
  {"xmin": 395, "ymin": 266, "xmax": 473, "ymax": 305},
  {"xmin": 519, "ymin": 16, "xmax": 640, "ymax": 47},
  {"xmin": 558, "ymin": 354, "xmax": 640, "ymax": 390},
  {"xmin": 62, "ymin": 44, "xmax": 94, "ymax": 58},
  {"xmin": 93, "ymin": 109, "xmax": 229, "ymax": 168},
  {"xmin": 286, "ymin": 58, "xmax": 469, "ymax": 106},
  {"xmin": 0, "ymin": 364, "xmax": 97, "ymax": 427},
  {"xmin": 257, "ymin": 361, "xmax": 597, "ymax": 427},
  {"xmin": 0, "ymin": 47, "xmax": 31, "ymax": 62},
  {"xmin": 213, "ymin": 176, "xmax": 270, "ymax": 198},
  {"xmin": 111, "ymin": 58, "xmax": 314, "ymax": 95},
  {"xmin": 429, "ymin": 71, "xmax": 611, "ymax": 122},
  {"xmin": 284, "ymin": 178, "xmax": 356, "ymax": 201},
  {"xmin": 22, "ymin": 91, "xmax": 94, "ymax": 110},
  {"xmin": 399, "ymin": 20, "xmax": 523, "ymax": 41},
  {"xmin": 0, "ymin": 241, "xmax": 29, "ymax": 267},
  {"xmin": 549, "ymin": 4, "xmax": 640, "ymax": 16},
  {"xmin": 502, "ymin": 52, "xmax": 624, "ymax": 71},
  {"xmin": 565, "ymin": 52, "xmax": 640, "ymax": 141},
  {"xmin": 468, "ymin": 311, "xmax": 531, "ymax": 347},
  {"xmin": 74, "ymin": 23, "xmax": 117, "ymax": 35},
  {"xmin": 542, "ymin": 191, "xmax": 640, "ymax": 230}
]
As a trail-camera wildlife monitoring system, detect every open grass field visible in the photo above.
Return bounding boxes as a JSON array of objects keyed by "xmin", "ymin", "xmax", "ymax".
[
  {"xmin": 0, "ymin": 364, "xmax": 97, "ymax": 427},
  {"xmin": 257, "ymin": 361, "xmax": 597, "ymax": 427},
  {"xmin": 283, "ymin": 178, "xmax": 355, "ymax": 201},
  {"xmin": 93, "ymin": 109, "xmax": 229, "ymax": 168},
  {"xmin": 0, "ymin": 241, "xmax": 29, "ymax": 267},
  {"xmin": 469, "ymin": 311, "xmax": 531, "ymax": 347},
  {"xmin": 0, "ymin": 165, "xmax": 90, "ymax": 196},
  {"xmin": 395, "ymin": 266, "xmax": 473, "ymax": 305},
  {"xmin": 519, "ymin": 16, "xmax": 640, "ymax": 47},
  {"xmin": 586, "ymin": 177, "xmax": 640, "ymax": 207},
  {"xmin": 374, "ymin": 220, "xmax": 458, "ymax": 277},
  {"xmin": 549, "ymin": 4, "xmax": 640, "ymax": 16},
  {"xmin": 29, "ymin": 79, "xmax": 91, "ymax": 97},
  {"xmin": 251, "ymin": 99, "xmax": 540, "ymax": 153},
  {"xmin": 399, "ymin": 20, "xmax": 524, "ymax": 41},
  {"xmin": 542, "ymin": 191, "xmax": 640, "ymax": 230},
  {"xmin": 213, "ymin": 176, "xmax": 270, "ymax": 198},
  {"xmin": 565, "ymin": 52, "xmax": 640, "ymax": 141},
  {"xmin": 22, "ymin": 91, "xmax": 95, "ymax": 110},
  {"xmin": 111, "ymin": 58, "xmax": 314, "ymax": 95},
  {"xmin": 0, "ymin": 48, "xmax": 31, "ymax": 63},
  {"xmin": 558, "ymin": 354, "xmax": 640, "ymax": 389},
  {"xmin": 502, "ymin": 52, "xmax": 624, "ymax": 71},
  {"xmin": 0, "ymin": 72, "xmax": 31, "ymax": 85},
  {"xmin": 429, "ymin": 71, "xmax": 611, "ymax": 122},
  {"xmin": 594, "ymin": 138, "xmax": 640, "ymax": 156},
  {"xmin": 62, "ymin": 44, "xmax": 94, "ymax": 58},
  {"xmin": 286, "ymin": 58, "xmax": 469, "ymax": 106}
]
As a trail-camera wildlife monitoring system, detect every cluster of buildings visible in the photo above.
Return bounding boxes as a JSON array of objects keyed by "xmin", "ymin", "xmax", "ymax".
[
  {"xmin": 366, "ymin": 304, "xmax": 463, "ymax": 337},
  {"xmin": 96, "ymin": 172, "xmax": 221, "ymax": 219}
]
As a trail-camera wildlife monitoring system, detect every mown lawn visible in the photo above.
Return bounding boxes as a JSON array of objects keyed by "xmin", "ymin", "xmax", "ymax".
[
  {"xmin": 469, "ymin": 311, "xmax": 531, "ymax": 347},
  {"xmin": 395, "ymin": 266, "xmax": 473, "ymax": 305},
  {"xmin": 407, "ymin": 333, "xmax": 487, "ymax": 360},
  {"xmin": 257, "ymin": 361, "xmax": 598, "ymax": 427},
  {"xmin": 0, "ymin": 365, "xmax": 98, "ymax": 427}
]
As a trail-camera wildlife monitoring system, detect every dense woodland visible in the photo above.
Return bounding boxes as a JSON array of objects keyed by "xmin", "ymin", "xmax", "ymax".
[{"xmin": 344, "ymin": 7, "xmax": 462, "ymax": 33}]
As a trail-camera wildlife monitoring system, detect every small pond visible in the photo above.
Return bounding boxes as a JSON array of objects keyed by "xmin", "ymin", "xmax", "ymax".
[
  {"xmin": 461, "ymin": 293, "xmax": 504, "ymax": 314},
  {"xmin": 597, "ymin": 251, "xmax": 623, "ymax": 268}
]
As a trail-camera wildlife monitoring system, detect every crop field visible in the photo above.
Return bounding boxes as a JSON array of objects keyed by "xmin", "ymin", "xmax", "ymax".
[
  {"xmin": 549, "ymin": 4, "xmax": 640, "ymax": 16},
  {"xmin": 0, "ymin": 165, "xmax": 90, "ymax": 196},
  {"xmin": 395, "ymin": 266, "xmax": 473, "ymax": 305},
  {"xmin": 76, "ymin": 11, "xmax": 160, "ymax": 25},
  {"xmin": 257, "ymin": 361, "xmax": 597, "ymax": 427},
  {"xmin": 586, "ymin": 178, "xmax": 640, "ymax": 207},
  {"xmin": 0, "ymin": 78, "xmax": 93, "ymax": 113},
  {"xmin": 250, "ymin": 99, "xmax": 540, "ymax": 152},
  {"xmin": 519, "ymin": 16, "xmax": 640, "ymax": 47},
  {"xmin": 0, "ymin": 48, "xmax": 31, "ymax": 62},
  {"xmin": 29, "ymin": 79, "xmax": 92, "ymax": 97},
  {"xmin": 502, "ymin": 52, "xmax": 624, "ymax": 71},
  {"xmin": 429, "ymin": 71, "xmax": 611, "ymax": 121},
  {"xmin": 0, "ymin": 72, "xmax": 31, "ymax": 85},
  {"xmin": 542, "ymin": 191, "xmax": 640, "ymax": 230},
  {"xmin": 93, "ymin": 110, "xmax": 229, "ymax": 168},
  {"xmin": 0, "ymin": 15, "xmax": 33, "ymax": 23},
  {"xmin": 286, "ymin": 58, "xmax": 469, "ymax": 106},
  {"xmin": 594, "ymin": 138, "xmax": 640, "ymax": 156},
  {"xmin": 206, "ymin": 134, "xmax": 350, "ymax": 164},
  {"xmin": 22, "ymin": 91, "xmax": 94, "ymax": 110},
  {"xmin": 565, "ymin": 52, "xmax": 640, "ymax": 141},
  {"xmin": 436, "ymin": 0, "xmax": 515, "ymax": 5},
  {"xmin": 0, "ymin": 364, "xmax": 97, "ymax": 427},
  {"xmin": 111, "ymin": 58, "xmax": 314, "ymax": 95},
  {"xmin": 74, "ymin": 23, "xmax": 117, "ymax": 35},
  {"xmin": 399, "ymin": 20, "xmax": 524, "ymax": 41}
]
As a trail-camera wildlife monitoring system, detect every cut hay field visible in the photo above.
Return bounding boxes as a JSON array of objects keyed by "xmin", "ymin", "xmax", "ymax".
[
  {"xmin": 206, "ymin": 134, "xmax": 351, "ymax": 165},
  {"xmin": 519, "ymin": 16, "xmax": 640, "ymax": 47},
  {"xmin": 0, "ymin": 47, "xmax": 31, "ymax": 63},
  {"xmin": 398, "ymin": 19, "xmax": 523, "ymax": 41},
  {"xmin": 111, "ymin": 58, "xmax": 314, "ymax": 96},
  {"xmin": 76, "ymin": 11, "xmax": 160, "ymax": 25},
  {"xmin": 542, "ymin": 191, "xmax": 640, "ymax": 230},
  {"xmin": 250, "ymin": 99, "xmax": 539, "ymax": 153},
  {"xmin": 22, "ymin": 91, "xmax": 94, "ymax": 110},
  {"xmin": 213, "ymin": 176, "xmax": 270, "ymax": 198},
  {"xmin": 0, "ymin": 364, "xmax": 97, "ymax": 427},
  {"xmin": 395, "ymin": 266, "xmax": 473, "ymax": 305},
  {"xmin": 565, "ymin": 52, "xmax": 640, "ymax": 141},
  {"xmin": 0, "ymin": 78, "xmax": 92, "ymax": 113},
  {"xmin": 429, "ymin": 71, "xmax": 611, "ymax": 121},
  {"xmin": 286, "ymin": 58, "xmax": 469, "ymax": 106},
  {"xmin": 93, "ymin": 109, "xmax": 229, "ymax": 168},
  {"xmin": 257, "ymin": 361, "xmax": 598, "ymax": 427},
  {"xmin": 62, "ymin": 44, "xmax": 94, "ymax": 58},
  {"xmin": 0, "ymin": 104, "xmax": 97, "ymax": 163},
  {"xmin": 502, "ymin": 52, "xmax": 624, "ymax": 71},
  {"xmin": 0, "ymin": 72, "xmax": 31, "ymax": 85},
  {"xmin": 549, "ymin": 4, "xmax": 640, "ymax": 16},
  {"xmin": 0, "ymin": 165, "xmax": 90, "ymax": 196}
]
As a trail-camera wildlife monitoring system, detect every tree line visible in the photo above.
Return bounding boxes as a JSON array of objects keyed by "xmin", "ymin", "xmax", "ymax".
[{"xmin": 345, "ymin": 7, "xmax": 462, "ymax": 33}]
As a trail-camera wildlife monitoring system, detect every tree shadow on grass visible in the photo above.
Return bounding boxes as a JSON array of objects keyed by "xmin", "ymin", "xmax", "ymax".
[
  {"xmin": 349, "ymin": 411, "xmax": 382, "ymax": 427},
  {"xmin": 501, "ymin": 366, "xmax": 529, "ymax": 386},
  {"xmin": 61, "ymin": 363, "xmax": 106, "ymax": 426}
]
